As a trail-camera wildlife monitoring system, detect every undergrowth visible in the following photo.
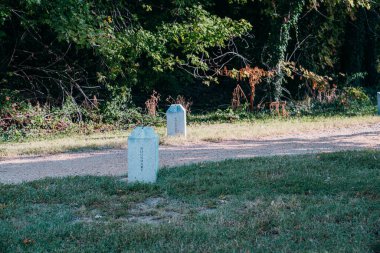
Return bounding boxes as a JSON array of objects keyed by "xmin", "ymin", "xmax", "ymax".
[{"xmin": 0, "ymin": 87, "xmax": 377, "ymax": 142}]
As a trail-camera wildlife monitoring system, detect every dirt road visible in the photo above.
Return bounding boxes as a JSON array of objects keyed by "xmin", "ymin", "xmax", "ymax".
[{"xmin": 1, "ymin": 123, "xmax": 379, "ymax": 184}]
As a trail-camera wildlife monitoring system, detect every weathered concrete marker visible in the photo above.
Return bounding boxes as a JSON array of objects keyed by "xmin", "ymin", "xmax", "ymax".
[
  {"xmin": 377, "ymin": 92, "xmax": 380, "ymax": 115},
  {"xmin": 127, "ymin": 127, "xmax": 159, "ymax": 183},
  {"xmin": 166, "ymin": 104, "xmax": 186, "ymax": 137}
]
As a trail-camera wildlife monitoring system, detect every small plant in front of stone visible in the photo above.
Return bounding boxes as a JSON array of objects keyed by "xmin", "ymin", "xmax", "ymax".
[
  {"xmin": 166, "ymin": 95, "xmax": 193, "ymax": 114},
  {"xmin": 145, "ymin": 90, "xmax": 161, "ymax": 116}
]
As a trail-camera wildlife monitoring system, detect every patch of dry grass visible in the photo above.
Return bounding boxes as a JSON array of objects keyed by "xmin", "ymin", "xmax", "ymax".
[
  {"xmin": 0, "ymin": 131, "xmax": 130, "ymax": 158},
  {"xmin": 1, "ymin": 115, "xmax": 378, "ymax": 157},
  {"xmin": 159, "ymin": 115, "xmax": 380, "ymax": 145}
]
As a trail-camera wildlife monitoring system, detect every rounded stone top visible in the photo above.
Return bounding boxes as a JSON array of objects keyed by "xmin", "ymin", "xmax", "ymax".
[
  {"xmin": 129, "ymin": 126, "xmax": 158, "ymax": 139},
  {"xmin": 166, "ymin": 104, "xmax": 186, "ymax": 113}
]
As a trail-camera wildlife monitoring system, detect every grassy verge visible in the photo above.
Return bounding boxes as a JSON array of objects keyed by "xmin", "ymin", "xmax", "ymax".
[
  {"xmin": 160, "ymin": 114, "xmax": 380, "ymax": 145},
  {"xmin": 1, "ymin": 151, "xmax": 379, "ymax": 252},
  {"xmin": 0, "ymin": 130, "xmax": 130, "ymax": 158},
  {"xmin": 0, "ymin": 115, "xmax": 379, "ymax": 158}
]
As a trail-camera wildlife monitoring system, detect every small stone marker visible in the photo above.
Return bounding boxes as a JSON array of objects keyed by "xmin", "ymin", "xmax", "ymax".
[
  {"xmin": 166, "ymin": 104, "xmax": 187, "ymax": 137},
  {"xmin": 377, "ymin": 92, "xmax": 380, "ymax": 115},
  {"xmin": 128, "ymin": 127, "xmax": 159, "ymax": 183}
]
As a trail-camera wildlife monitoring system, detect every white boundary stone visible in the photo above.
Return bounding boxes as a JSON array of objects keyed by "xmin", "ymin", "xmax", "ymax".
[
  {"xmin": 166, "ymin": 104, "xmax": 187, "ymax": 137},
  {"xmin": 127, "ymin": 127, "xmax": 159, "ymax": 183}
]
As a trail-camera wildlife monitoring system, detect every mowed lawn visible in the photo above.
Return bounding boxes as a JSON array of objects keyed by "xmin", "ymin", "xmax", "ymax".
[{"xmin": 1, "ymin": 151, "xmax": 379, "ymax": 252}]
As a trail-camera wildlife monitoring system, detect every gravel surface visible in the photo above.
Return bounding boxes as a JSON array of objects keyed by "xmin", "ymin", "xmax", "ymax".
[{"xmin": 1, "ymin": 123, "xmax": 379, "ymax": 184}]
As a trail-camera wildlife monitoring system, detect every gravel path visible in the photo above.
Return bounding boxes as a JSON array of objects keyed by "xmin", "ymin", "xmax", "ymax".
[{"xmin": 1, "ymin": 123, "xmax": 379, "ymax": 184}]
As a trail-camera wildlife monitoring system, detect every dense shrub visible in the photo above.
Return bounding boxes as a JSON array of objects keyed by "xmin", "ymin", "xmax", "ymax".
[
  {"xmin": 289, "ymin": 86, "xmax": 374, "ymax": 116},
  {"xmin": 1, "ymin": 90, "xmax": 103, "ymax": 141},
  {"xmin": 1, "ymin": 86, "xmax": 377, "ymax": 141},
  {"xmin": 0, "ymin": 89, "xmax": 167, "ymax": 141}
]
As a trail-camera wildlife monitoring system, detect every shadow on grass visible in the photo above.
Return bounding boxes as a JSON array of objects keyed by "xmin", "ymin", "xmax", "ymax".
[{"xmin": 0, "ymin": 150, "xmax": 379, "ymax": 252}]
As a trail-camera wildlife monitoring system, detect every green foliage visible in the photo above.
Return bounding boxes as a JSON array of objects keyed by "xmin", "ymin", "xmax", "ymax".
[
  {"xmin": 0, "ymin": 88, "xmax": 166, "ymax": 141},
  {"xmin": 0, "ymin": 4, "xmax": 10, "ymax": 26},
  {"xmin": 342, "ymin": 86, "xmax": 370, "ymax": 103},
  {"xmin": 103, "ymin": 101, "xmax": 164, "ymax": 127},
  {"xmin": 0, "ymin": 91, "xmax": 103, "ymax": 141},
  {"xmin": 342, "ymin": 72, "xmax": 368, "ymax": 87},
  {"xmin": 269, "ymin": 0, "xmax": 305, "ymax": 101},
  {"xmin": 188, "ymin": 104, "xmax": 288, "ymax": 123},
  {"xmin": 339, "ymin": 86, "xmax": 373, "ymax": 114},
  {"xmin": 0, "ymin": 0, "xmax": 252, "ymax": 108},
  {"xmin": 289, "ymin": 86, "xmax": 374, "ymax": 116},
  {"xmin": 102, "ymin": 88, "xmax": 165, "ymax": 127},
  {"xmin": 159, "ymin": 6, "xmax": 251, "ymax": 70},
  {"xmin": 0, "ymin": 84, "xmax": 375, "ymax": 142},
  {"xmin": 0, "ymin": 0, "xmax": 379, "ymax": 128}
]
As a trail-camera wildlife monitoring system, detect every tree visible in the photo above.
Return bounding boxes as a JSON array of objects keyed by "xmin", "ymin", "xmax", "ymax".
[{"xmin": 0, "ymin": 0, "xmax": 251, "ymax": 104}]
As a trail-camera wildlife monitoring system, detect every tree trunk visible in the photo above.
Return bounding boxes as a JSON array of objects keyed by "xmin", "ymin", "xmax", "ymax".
[{"xmin": 266, "ymin": 0, "xmax": 305, "ymax": 101}]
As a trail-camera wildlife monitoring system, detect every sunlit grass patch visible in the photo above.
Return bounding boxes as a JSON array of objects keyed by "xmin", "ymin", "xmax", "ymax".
[{"xmin": 1, "ymin": 115, "xmax": 379, "ymax": 157}]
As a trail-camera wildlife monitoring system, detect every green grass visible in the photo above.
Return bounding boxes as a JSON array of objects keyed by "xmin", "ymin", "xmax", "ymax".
[{"xmin": 1, "ymin": 150, "xmax": 379, "ymax": 252}]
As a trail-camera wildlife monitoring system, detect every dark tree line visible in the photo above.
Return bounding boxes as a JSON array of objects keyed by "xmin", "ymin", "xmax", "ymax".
[{"xmin": 0, "ymin": 0, "xmax": 379, "ymax": 110}]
